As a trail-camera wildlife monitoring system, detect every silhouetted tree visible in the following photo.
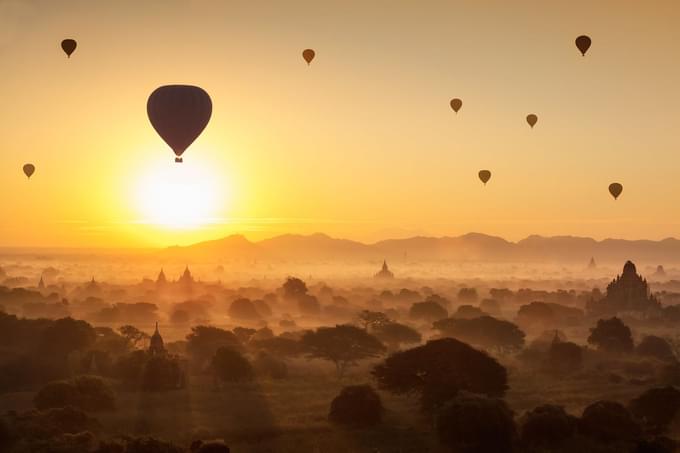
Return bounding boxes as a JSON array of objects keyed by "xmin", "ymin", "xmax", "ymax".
[
  {"xmin": 118, "ymin": 325, "xmax": 150, "ymax": 350},
  {"xmin": 519, "ymin": 404, "xmax": 577, "ymax": 449},
  {"xmin": 357, "ymin": 310, "xmax": 390, "ymax": 331},
  {"xmin": 232, "ymin": 327, "xmax": 256, "ymax": 344},
  {"xmin": 636, "ymin": 336, "xmax": 675, "ymax": 361},
  {"xmin": 186, "ymin": 326, "xmax": 241, "ymax": 371},
  {"xmin": 228, "ymin": 298, "xmax": 261, "ymax": 320},
  {"xmin": 372, "ymin": 322, "xmax": 421, "ymax": 350},
  {"xmin": 457, "ymin": 287, "xmax": 479, "ymax": 303},
  {"xmin": 302, "ymin": 325, "xmax": 385, "ymax": 377},
  {"xmin": 297, "ymin": 294, "xmax": 321, "ymax": 316},
  {"xmin": 282, "ymin": 277, "xmax": 307, "ymax": 300},
  {"xmin": 409, "ymin": 301, "xmax": 447, "ymax": 323},
  {"xmin": 140, "ymin": 355, "xmax": 184, "ymax": 392},
  {"xmin": 436, "ymin": 392, "xmax": 516, "ymax": 453},
  {"xmin": 34, "ymin": 375, "xmax": 115, "ymax": 412},
  {"xmin": 629, "ymin": 387, "xmax": 680, "ymax": 434},
  {"xmin": 329, "ymin": 385, "xmax": 382, "ymax": 427},
  {"xmin": 579, "ymin": 400, "xmax": 642, "ymax": 442},
  {"xmin": 452, "ymin": 304, "xmax": 486, "ymax": 319},
  {"xmin": 211, "ymin": 347, "xmax": 253, "ymax": 383},
  {"xmin": 252, "ymin": 336, "xmax": 304, "ymax": 358},
  {"xmin": 253, "ymin": 352, "xmax": 288, "ymax": 379},
  {"xmin": 587, "ymin": 317, "xmax": 634, "ymax": 353},
  {"xmin": 546, "ymin": 338, "xmax": 583, "ymax": 374},
  {"xmin": 372, "ymin": 338, "xmax": 507, "ymax": 412},
  {"xmin": 433, "ymin": 316, "xmax": 525, "ymax": 354},
  {"xmin": 39, "ymin": 317, "xmax": 96, "ymax": 359}
]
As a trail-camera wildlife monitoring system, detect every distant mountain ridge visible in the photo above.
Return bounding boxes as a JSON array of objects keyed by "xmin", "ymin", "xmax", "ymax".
[{"xmin": 162, "ymin": 233, "xmax": 680, "ymax": 264}]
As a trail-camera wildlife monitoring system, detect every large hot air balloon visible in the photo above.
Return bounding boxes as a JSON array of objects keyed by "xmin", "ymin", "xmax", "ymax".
[
  {"xmin": 450, "ymin": 98, "xmax": 462, "ymax": 113},
  {"xmin": 302, "ymin": 49, "xmax": 315, "ymax": 65},
  {"xmin": 478, "ymin": 170, "xmax": 491, "ymax": 185},
  {"xmin": 61, "ymin": 39, "xmax": 77, "ymax": 58},
  {"xmin": 526, "ymin": 114, "xmax": 538, "ymax": 128},
  {"xmin": 23, "ymin": 164, "xmax": 35, "ymax": 179},
  {"xmin": 147, "ymin": 85, "xmax": 212, "ymax": 163},
  {"xmin": 575, "ymin": 35, "xmax": 591, "ymax": 56},
  {"xmin": 609, "ymin": 183, "xmax": 623, "ymax": 200}
]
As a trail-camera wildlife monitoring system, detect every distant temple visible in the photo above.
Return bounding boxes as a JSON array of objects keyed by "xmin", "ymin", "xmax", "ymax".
[
  {"xmin": 148, "ymin": 322, "xmax": 166, "ymax": 356},
  {"xmin": 587, "ymin": 260, "xmax": 661, "ymax": 316},
  {"xmin": 588, "ymin": 257, "xmax": 596, "ymax": 269},
  {"xmin": 38, "ymin": 276, "xmax": 45, "ymax": 290},
  {"xmin": 156, "ymin": 268, "xmax": 167, "ymax": 286},
  {"xmin": 375, "ymin": 260, "xmax": 394, "ymax": 279},
  {"xmin": 654, "ymin": 265, "xmax": 666, "ymax": 278}
]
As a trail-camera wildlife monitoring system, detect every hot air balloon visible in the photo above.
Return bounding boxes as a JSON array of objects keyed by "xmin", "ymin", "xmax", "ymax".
[
  {"xmin": 526, "ymin": 114, "xmax": 538, "ymax": 128},
  {"xmin": 450, "ymin": 98, "xmax": 462, "ymax": 113},
  {"xmin": 575, "ymin": 35, "xmax": 591, "ymax": 56},
  {"xmin": 478, "ymin": 170, "xmax": 491, "ymax": 185},
  {"xmin": 147, "ymin": 85, "xmax": 212, "ymax": 163},
  {"xmin": 302, "ymin": 49, "xmax": 315, "ymax": 65},
  {"xmin": 609, "ymin": 183, "xmax": 623, "ymax": 200},
  {"xmin": 61, "ymin": 39, "xmax": 77, "ymax": 58},
  {"xmin": 23, "ymin": 164, "xmax": 35, "ymax": 179}
]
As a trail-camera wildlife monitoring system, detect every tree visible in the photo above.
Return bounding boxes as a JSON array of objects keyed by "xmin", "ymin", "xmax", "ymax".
[
  {"xmin": 519, "ymin": 404, "xmax": 577, "ymax": 449},
  {"xmin": 372, "ymin": 322, "xmax": 422, "ymax": 350},
  {"xmin": 357, "ymin": 310, "xmax": 390, "ymax": 331},
  {"xmin": 546, "ymin": 339, "xmax": 583, "ymax": 374},
  {"xmin": 298, "ymin": 294, "xmax": 321, "ymax": 316},
  {"xmin": 34, "ymin": 376, "xmax": 115, "ymax": 412},
  {"xmin": 329, "ymin": 385, "xmax": 382, "ymax": 427},
  {"xmin": 629, "ymin": 387, "xmax": 680, "ymax": 434},
  {"xmin": 372, "ymin": 338, "xmax": 508, "ymax": 412},
  {"xmin": 211, "ymin": 347, "xmax": 253, "ymax": 383},
  {"xmin": 587, "ymin": 317, "xmax": 634, "ymax": 353},
  {"xmin": 433, "ymin": 316, "xmax": 525, "ymax": 354},
  {"xmin": 118, "ymin": 325, "xmax": 150, "ymax": 350},
  {"xmin": 253, "ymin": 352, "xmax": 288, "ymax": 379},
  {"xmin": 228, "ymin": 298, "xmax": 261, "ymax": 320},
  {"xmin": 579, "ymin": 400, "xmax": 642, "ymax": 442},
  {"xmin": 452, "ymin": 305, "xmax": 486, "ymax": 319},
  {"xmin": 252, "ymin": 336, "xmax": 304, "ymax": 358},
  {"xmin": 39, "ymin": 317, "xmax": 96, "ymax": 358},
  {"xmin": 282, "ymin": 277, "xmax": 307, "ymax": 300},
  {"xmin": 457, "ymin": 287, "xmax": 479, "ymax": 303},
  {"xmin": 141, "ymin": 355, "xmax": 184, "ymax": 392},
  {"xmin": 409, "ymin": 301, "xmax": 448, "ymax": 323},
  {"xmin": 302, "ymin": 325, "xmax": 385, "ymax": 377},
  {"xmin": 636, "ymin": 336, "xmax": 675, "ymax": 361},
  {"xmin": 186, "ymin": 326, "xmax": 241, "ymax": 371},
  {"xmin": 232, "ymin": 327, "xmax": 256, "ymax": 344},
  {"xmin": 436, "ymin": 392, "xmax": 516, "ymax": 453}
]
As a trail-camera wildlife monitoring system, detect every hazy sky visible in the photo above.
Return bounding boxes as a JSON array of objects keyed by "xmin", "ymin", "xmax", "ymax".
[{"xmin": 2, "ymin": 0, "xmax": 680, "ymax": 247}]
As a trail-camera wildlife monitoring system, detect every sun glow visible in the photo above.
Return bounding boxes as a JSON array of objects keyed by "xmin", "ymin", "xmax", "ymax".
[{"xmin": 134, "ymin": 159, "xmax": 224, "ymax": 229}]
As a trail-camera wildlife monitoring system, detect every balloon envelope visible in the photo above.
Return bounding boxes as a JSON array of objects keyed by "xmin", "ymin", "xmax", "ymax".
[
  {"xmin": 575, "ymin": 35, "xmax": 591, "ymax": 56},
  {"xmin": 302, "ymin": 49, "xmax": 315, "ymax": 64},
  {"xmin": 478, "ymin": 170, "xmax": 491, "ymax": 185},
  {"xmin": 61, "ymin": 39, "xmax": 77, "ymax": 57},
  {"xmin": 526, "ymin": 114, "xmax": 538, "ymax": 128},
  {"xmin": 609, "ymin": 183, "xmax": 623, "ymax": 200},
  {"xmin": 450, "ymin": 98, "xmax": 462, "ymax": 113},
  {"xmin": 147, "ymin": 85, "xmax": 212, "ymax": 163},
  {"xmin": 23, "ymin": 164, "xmax": 35, "ymax": 179}
]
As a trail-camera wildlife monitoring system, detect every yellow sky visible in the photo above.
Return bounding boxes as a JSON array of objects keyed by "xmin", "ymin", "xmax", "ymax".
[{"xmin": 1, "ymin": 0, "xmax": 680, "ymax": 248}]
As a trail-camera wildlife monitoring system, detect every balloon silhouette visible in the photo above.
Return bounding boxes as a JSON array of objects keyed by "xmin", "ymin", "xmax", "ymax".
[
  {"xmin": 147, "ymin": 85, "xmax": 212, "ymax": 163},
  {"xmin": 478, "ymin": 170, "xmax": 491, "ymax": 185},
  {"xmin": 526, "ymin": 114, "xmax": 538, "ymax": 128},
  {"xmin": 575, "ymin": 35, "xmax": 592, "ymax": 56},
  {"xmin": 609, "ymin": 183, "xmax": 623, "ymax": 200},
  {"xmin": 302, "ymin": 49, "xmax": 315, "ymax": 65},
  {"xmin": 450, "ymin": 98, "xmax": 462, "ymax": 113},
  {"xmin": 23, "ymin": 164, "xmax": 35, "ymax": 179},
  {"xmin": 61, "ymin": 39, "xmax": 77, "ymax": 58}
]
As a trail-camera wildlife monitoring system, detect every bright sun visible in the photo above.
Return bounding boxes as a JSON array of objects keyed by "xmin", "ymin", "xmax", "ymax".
[{"xmin": 135, "ymin": 160, "xmax": 223, "ymax": 229}]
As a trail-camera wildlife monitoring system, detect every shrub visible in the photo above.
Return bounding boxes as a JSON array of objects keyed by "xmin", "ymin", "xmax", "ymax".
[
  {"xmin": 211, "ymin": 347, "xmax": 253, "ymax": 382},
  {"xmin": 579, "ymin": 400, "xmax": 642, "ymax": 442},
  {"xmin": 436, "ymin": 392, "xmax": 516, "ymax": 453},
  {"xmin": 329, "ymin": 385, "xmax": 382, "ymax": 427},
  {"xmin": 519, "ymin": 404, "xmax": 577, "ymax": 448}
]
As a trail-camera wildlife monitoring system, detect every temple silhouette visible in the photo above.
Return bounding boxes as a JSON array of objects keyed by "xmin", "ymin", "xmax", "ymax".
[
  {"xmin": 587, "ymin": 260, "xmax": 660, "ymax": 316},
  {"xmin": 374, "ymin": 260, "xmax": 394, "ymax": 279}
]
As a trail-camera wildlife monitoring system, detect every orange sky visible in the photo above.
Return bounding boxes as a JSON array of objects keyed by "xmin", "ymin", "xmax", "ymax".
[{"xmin": 1, "ymin": 0, "xmax": 680, "ymax": 248}]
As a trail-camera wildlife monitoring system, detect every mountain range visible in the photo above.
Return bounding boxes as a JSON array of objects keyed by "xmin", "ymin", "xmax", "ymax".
[{"xmin": 162, "ymin": 233, "xmax": 680, "ymax": 265}]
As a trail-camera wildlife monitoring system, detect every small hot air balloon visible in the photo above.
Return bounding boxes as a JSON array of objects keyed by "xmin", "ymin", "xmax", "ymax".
[
  {"xmin": 609, "ymin": 183, "xmax": 623, "ymax": 200},
  {"xmin": 575, "ymin": 35, "xmax": 591, "ymax": 56},
  {"xmin": 61, "ymin": 39, "xmax": 77, "ymax": 58},
  {"xmin": 478, "ymin": 170, "xmax": 491, "ymax": 185},
  {"xmin": 147, "ymin": 85, "xmax": 212, "ymax": 163},
  {"xmin": 302, "ymin": 49, "xmax": 315, "ymax": 65},
  {"xmin": 526, "ymin": 114, "xmax": 538, "ymax": 128},
  {"xmin": 23, "ymin": 164, "xmax": 35, "ymax": 179},
  {"xmin": 450, "ymin": 98, "xmax": 462, "ymax": 113}
]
